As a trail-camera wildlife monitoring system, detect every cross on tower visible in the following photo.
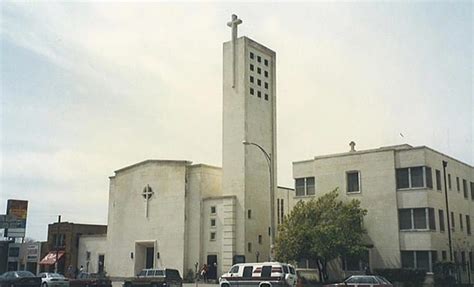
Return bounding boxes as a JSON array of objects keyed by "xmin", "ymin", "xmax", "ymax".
[
  {"xmin": 227, "ymin": 14, "xmax": 242, "ymax": 88},
  {"xmin": 142, "ymin": 184, "xmax": 154, "ymax": 218},
  {"xmin": 227, "ymin": 14, "xmax": 242, "ymax": 42}
]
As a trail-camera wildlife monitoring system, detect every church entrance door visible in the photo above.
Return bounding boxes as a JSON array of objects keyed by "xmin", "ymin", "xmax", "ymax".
[
  {"xmin": 146, "ymin": 247, "xmax": 154, "ymax": 269},
  {"xmin": 207, "ymin": 255, "xmax": 217, "ymax": 280}
]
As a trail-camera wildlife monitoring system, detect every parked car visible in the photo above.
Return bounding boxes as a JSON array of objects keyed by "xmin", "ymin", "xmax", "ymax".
[
  {"xmin": 38, "ymin": 273, "xmax": 69, "ymax": 287},
  {"xmin": 69, "ymin": 273, "xmax": 111, "ymax": 287},
  {"xmin": 219, "ymin": 262, "xmax": 298, "ymax": 287},
  {"xmin": 123, "ymin": 268, "xmax": 182, "ymax": 287},
  {"xmin": 323, "ymin": 275, "xmax": 393, "ymax": 287},
  {"xmin": 0, "ymin": 271, "xmax": 42, "ymax": 287}
]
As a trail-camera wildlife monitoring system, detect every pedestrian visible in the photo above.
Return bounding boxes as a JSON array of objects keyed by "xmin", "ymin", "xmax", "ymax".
[
  {"xmin": 200, "ymin": 264, "xmax": 208, "ymax": 282},
  {"xmin": 66, "ymin": 265, "xmax": 74, "ymax": 278}
]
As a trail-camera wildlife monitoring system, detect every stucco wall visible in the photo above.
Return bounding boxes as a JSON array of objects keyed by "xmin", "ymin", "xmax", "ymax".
[{"xmin": 77, "ymin": 235, "xmax": 107, "ymax": 274}]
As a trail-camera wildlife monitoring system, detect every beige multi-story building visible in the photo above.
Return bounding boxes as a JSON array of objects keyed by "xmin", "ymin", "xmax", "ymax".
[{"xmin": 293, "ymin": 144, "xmax": 474, "ymax": 281}]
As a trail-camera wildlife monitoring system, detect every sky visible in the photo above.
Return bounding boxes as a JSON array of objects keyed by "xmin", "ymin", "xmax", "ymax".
[{"xmin": 0, "ymin": 1, "xmax": 472, "ymax": 241}]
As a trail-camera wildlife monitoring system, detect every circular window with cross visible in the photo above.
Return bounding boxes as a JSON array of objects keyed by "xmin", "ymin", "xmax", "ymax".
[{"xmin": 142, "ymin": 184, "xmax": 154, "ymax": 199}]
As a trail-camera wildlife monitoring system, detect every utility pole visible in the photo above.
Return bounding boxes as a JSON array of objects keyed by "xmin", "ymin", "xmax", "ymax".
[
  {"xmin": 443, "ymin": 161, "xmax": 453, "ymax": 261},
  {"xmin": 55, "ymin": 215, "xmax": 61, "ymax": 273}
]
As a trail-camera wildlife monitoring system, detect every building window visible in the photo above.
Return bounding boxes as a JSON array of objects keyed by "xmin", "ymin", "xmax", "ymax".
[
  {"xmin": 462, "ymin": 252, "xmax": 466, "ymax": 271},
  {"xmin": 346, "ymin": 171, "xmax": 360, "ymax": 193},
  {"xmin": 250, "ymin": 52, "xmax": 254, "ymax": 59},
  {"xmin": 341, "ymin": 251, "xmax": 369, "ymax": 271},
  {"xmin": 398, "ymin": 208, "xmax": 436, "ymax": 230},
  {"xmin": 257, "ymin": 67, "xmax": 261, "ymax": 74},
  {"xmin": 258, "ymin": 235, "xmax": 262, "ymax": 244},
  {"xmin": 264, "ymin": 82, "xmax": 268, "ymax": 89},
  {"xmin": 250, "ymin": 76, "xmax": 254, "ymax": 83},
  {"xmin": 460, "ymin": 214, "xmax": 464, "ymax": 231},
  {"xmin": 257, "ymin": 79, "xmax": 261, "ymax": 86},
  {"xmin": 8, "ymin": 247, "xmax": 20, "ymax": 257},
  {"xmin": 451, "ymin": 212, "xmax": 455, "ymax": 231},
  {"xmin": 442, "ymin": 251, "xmax": 447, "ymax": 261},
  {"xmin": 247, "ymin": 242, "xmax": 252, "ymax": 252},
  {"xmin": 280, "ymin": 199, "xmax": 284, "ymax": 224},
  {"xmin": 448, "ymin": 174, "xmax": 452, "ymax": 190},
  {"xmin": 457, "ymin": 177, "xmax": 460, "ymax": 192},
  {"xmin": 264, "ymin": 94, "xmax": 268, "ymax": 101},
  {"xmin": 471, "ymin": 182, "xmax": 474, "ymax": 200},
  {"xmin": 257, "ymin": 91, "xmax": 261, "ymax": 98},
  {"xmin": 211, "ymin": 219, "xmax": 216, "ymax": 227},
  {"xmin": 396, "ymin": 166, "xmax": 433, "ymax": 190},
  {"xmin": 435, "ymin": 169, "xmax": 442, "ymax": 191},
  {"xmin": 250, "ymin": 88, "xmax": 254, "ymax": 95},
  {"xmin": 470, "ymin": 252, "xmax": 474, "ymax": 271},
  {"xmin": 257, "ymin": 55, "xmax": 261, "ymax": 63},
  {"xmin": 264, "ymin": 59, "xmax": 268, "ymax": 66},
  {"xmin": 401, "ymin": 251, "xmax": 436, "ymax": 271},
  {"xmin": 277, "ymin": 199, "xmax": 280, "ymax": 224},
  {"xmin": 248, "ymin": 209, "xmax": 252, "ymax": 219},
  {"xmin": 466, "ymin": 215, "xmax": 471, "ymax": 235},
  {"xmin": 295, "ymin": 177, "xmax": 315, "ymax": 196},
  {"xmin": 439, "ymin": 210, "xmax": 445, "ymax": 232},
  {"xmin": 210, "ymin": 232, "xmax": 216, "ymax": 241},
  {"xmin": 463, "ymin": 179, "xmax": 468, "ymax": 198},
  {"xmin": 211, "ymin": 206, "xmax": 216, "ymax": 214},
  {"xmin": 250, "ymin": 64, "xmax": 254, "ymax": 71},
  {"xmin": 264, "ymin": 71, "xmax": 268, "ymax": 77}
]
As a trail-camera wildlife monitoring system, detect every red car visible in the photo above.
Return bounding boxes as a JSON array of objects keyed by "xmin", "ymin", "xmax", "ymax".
[{"xmin": 323, "ymin": 275, "xmax": 392, "ymax": 287}]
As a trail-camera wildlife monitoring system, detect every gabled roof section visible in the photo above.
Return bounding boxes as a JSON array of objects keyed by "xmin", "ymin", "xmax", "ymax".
[{"xmin": 114, "ymin": 159, "xmax": 192, "ymax": 174}]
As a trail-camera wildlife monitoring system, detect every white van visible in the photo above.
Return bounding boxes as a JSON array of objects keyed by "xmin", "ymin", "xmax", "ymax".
[{"xmin": 219, "ymin": 262, "xmax": 297, "ymax": 287}]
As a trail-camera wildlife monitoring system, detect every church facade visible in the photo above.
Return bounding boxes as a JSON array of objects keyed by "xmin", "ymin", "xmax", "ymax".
[{"xmin": 78, "ymin": 16, "xmax": 295, "ymax": 280}]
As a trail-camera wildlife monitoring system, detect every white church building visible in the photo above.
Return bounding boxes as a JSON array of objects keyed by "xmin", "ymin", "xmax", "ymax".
[{"xmin": 78, "ymin": 15, "xmax": 295, "ymax": 280}]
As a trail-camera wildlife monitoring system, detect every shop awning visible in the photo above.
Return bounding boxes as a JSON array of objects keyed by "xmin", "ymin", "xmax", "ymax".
[{"xmin": 39, "ymin": 251, "xmax": 65, "ymax": 265}]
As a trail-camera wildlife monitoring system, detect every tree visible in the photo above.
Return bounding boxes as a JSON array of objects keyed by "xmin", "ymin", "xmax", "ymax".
[{"xmin": 275, "ymin": 188, "xmax": 368, "ymax": 282}]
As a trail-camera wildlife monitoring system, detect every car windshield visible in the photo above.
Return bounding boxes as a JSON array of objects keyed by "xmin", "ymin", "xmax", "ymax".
[
  {"xmin": 376, "ymin": 276, "xmax": 391, "ymax": 284},
  {"xmin": 345, "ymin": 276, "xmax": 377, "ymax": 283},
  {"xmin": 17, "ymin": 271, "xmax": 35, "ymax": 278},
  {"xmin": 50, "ymin": 273, "xmax": 64, "ymax": 278}
]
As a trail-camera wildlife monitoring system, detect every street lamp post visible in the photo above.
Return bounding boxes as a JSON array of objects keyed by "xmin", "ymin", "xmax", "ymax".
[{"xmin": 242, "ymin": 140, "xmax": 275, "ymax": 261}]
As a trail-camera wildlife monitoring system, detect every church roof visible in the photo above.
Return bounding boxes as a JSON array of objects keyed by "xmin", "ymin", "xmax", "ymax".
[{"xmin": 113, "ymin": 159, "xmax": 192, "ymax": 174}]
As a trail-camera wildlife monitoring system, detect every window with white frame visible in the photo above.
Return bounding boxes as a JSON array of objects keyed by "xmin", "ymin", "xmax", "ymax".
[
  {"xmin": 399, "ymin": 208, "xmax": 436, "ymax": 230},
  {"xmin": 396, "ymin": 166, "xmax": 433, "ymax": 190},
  {"xmin": 295, "ymin": 177, "xmax": 315, "ymax": 196},
  {"xmin": 346, "ymin": 171, "xmax": 360, "ymax": 193}
]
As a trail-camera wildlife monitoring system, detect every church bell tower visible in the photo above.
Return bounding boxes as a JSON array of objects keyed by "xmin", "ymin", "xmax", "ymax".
[{"xmin": 221, "ymin": 14, "xmax": 277, "ymax": 270}]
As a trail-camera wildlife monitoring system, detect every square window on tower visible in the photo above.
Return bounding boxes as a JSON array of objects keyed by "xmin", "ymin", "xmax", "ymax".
[
  {"xmin": 257, "ymin": 79, "xmax": 261, "ymax": 86},
  {"xmin": 250, "ymin": 64, "xmax": 254, "ymax": 71},
  {"xmin": 265, "ymin": 94, "xmax": 269, "ymax": 101},
  {"xmin": 264, "ymin": 71, "xmax": 268, "ymax": 78},
  {"xmin": 250, "ymin": 52, "xmax": 254, "ymax": 59},
  {"xmin": 250, "ymin": 88, "xmax": 254, "ymax": 95},
  {"xmin": 257, "ymin": 55, "xmax": 261, "ymax": 63},
  {"xmin": 264, "ymin": 82, "xmax": 268, "ymax": 89},
  {"xmin": 250, "ymin": 76, "xmax": 254, "ymax": 83},
  {"xmin": 257, "ymin": 67, "xmax": 261, "ymax": 74},
  {"xmin": 257, "ymin": 91, "xmax": 261, "ymax": 98},
  {"xmin": 264, "ymin": 59, "xmax": 269, "ymax": 66}
]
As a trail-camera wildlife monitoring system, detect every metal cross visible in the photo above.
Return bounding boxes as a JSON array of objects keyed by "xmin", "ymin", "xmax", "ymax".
[
  {"xmin": 227, "ymin": 14, "xmax": 242, "ymax": 88},
  {"xmin": 142, "ymin": 185, "xmax": 154, "ymax": 218}
]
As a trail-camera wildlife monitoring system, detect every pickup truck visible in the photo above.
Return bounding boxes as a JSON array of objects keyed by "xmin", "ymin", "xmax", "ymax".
[{"xmin": 123, "ymin": 269, "xmax": 182, "ymax": 287}]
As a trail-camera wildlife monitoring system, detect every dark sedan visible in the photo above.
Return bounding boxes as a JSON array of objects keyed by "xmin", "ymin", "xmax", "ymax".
[
  {"xmin": 323, "ymin": 275, "xmax": 393, "ymax": 287},
  {"xmin": 0, "ymin": 271, "xmax": 42, "ymax": 287},
  {"xmin": 69, "ymin": 273, "xmax": 111, "ymax": 287}
]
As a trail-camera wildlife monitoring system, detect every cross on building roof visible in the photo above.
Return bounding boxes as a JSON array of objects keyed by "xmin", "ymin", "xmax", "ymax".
[{"xmin": 227, "ymin": 14, "xmax": 242, "ymax": 42}]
